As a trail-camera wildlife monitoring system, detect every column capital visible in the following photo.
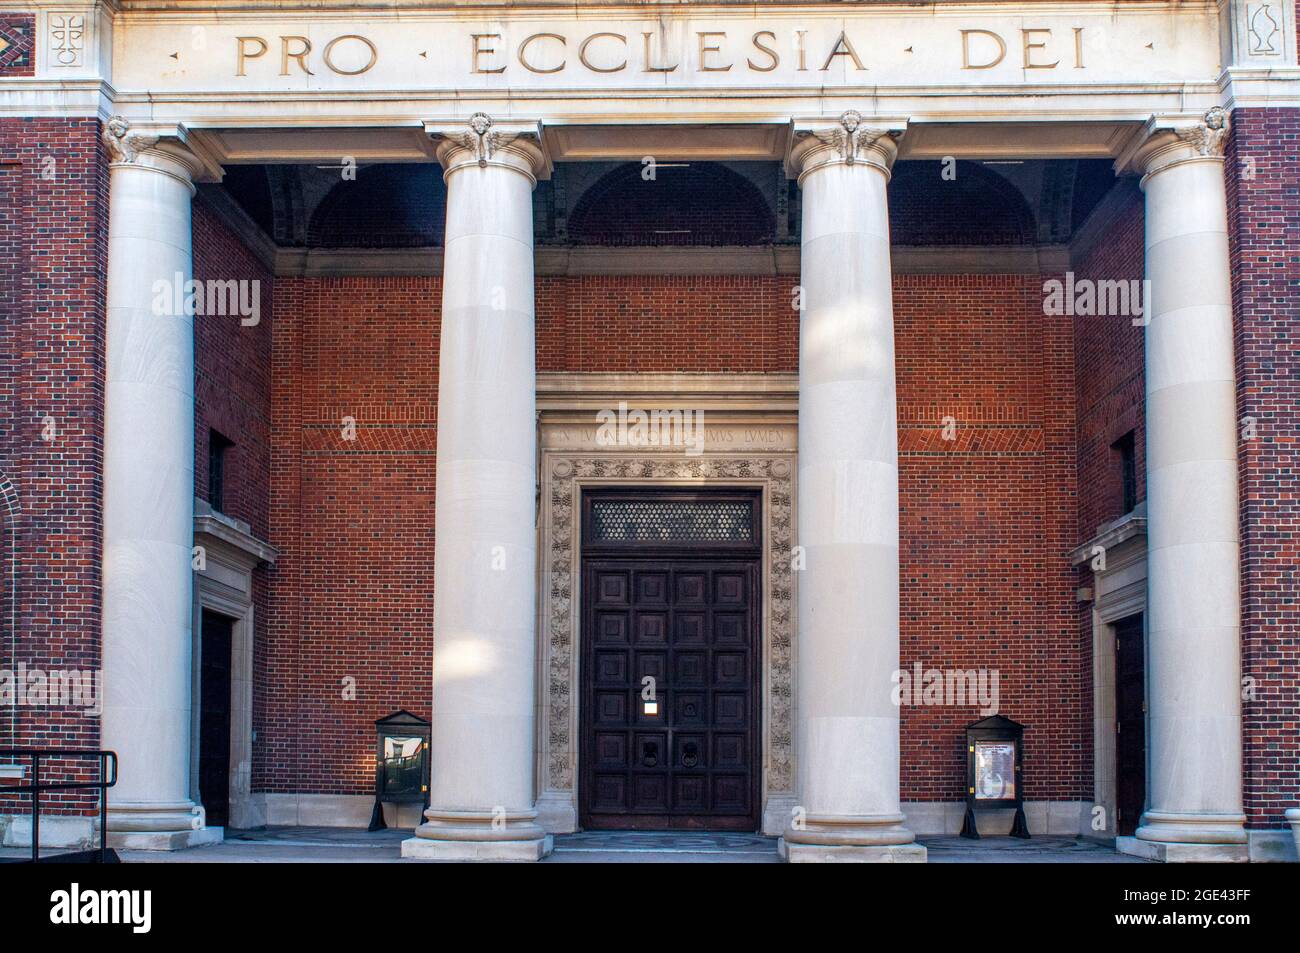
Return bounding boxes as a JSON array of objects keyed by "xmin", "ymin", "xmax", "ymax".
[
  {"xmin": 785, "ymin": 112, "xmax": 908, "ymax": 184},
  {"xmin": 424, "ymin": 113, "xmax": 551, "ymax": 186},
  {"xmin": 1116, "ymin": 107, "xmax": 1231, "ymax": 184},
  {"xmin": 101, "ymin": 116, "xmax": 224, "ymax": 190}
]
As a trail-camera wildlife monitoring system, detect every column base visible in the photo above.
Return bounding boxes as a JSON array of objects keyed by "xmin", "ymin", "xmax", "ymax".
[
  {"xmin": 762, "ymin": 793, "xmax": 800, "ymax": 836},
  {"xmin": 105, "ymin": 800, "xmax": 221, "ymax": 851},
  {"xmin": 535, "ymin": 791, "xmax": 578, "ymax": 834},
  {"xmin": 1117, "ymin": 836, "xmax": 1248, "ymax": 863},
  {"xmin": 108, "ymin": 827, "xmax": 224, "ymax": 851},
  {"xmin": 402, "ymin": 833, "xmax": 552, "ymax": 862},
  {"xmin": 401, "ymin": 808, "xmax": 552, "ymax": 863},
  {"xmin": 780, "ymin": 813, "xmax": 926, "ymax": 863},
  {"xmin": 780, "ymin": 840, "xmax": 928, "ymax": 863},
  {"xmin": 1116, "ymin": 810, "xmax": 1249, "ymax": 863}
]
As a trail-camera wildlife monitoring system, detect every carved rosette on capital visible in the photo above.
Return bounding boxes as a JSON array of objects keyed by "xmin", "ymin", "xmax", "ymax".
[
  {"xmin": 1121, "ymin": 106, "xmax": 1231, "ymax": 184},
  {"xmin": 787, "ymin": 110, "xmax": 907, "ymax": 183},
  {"xmin": 101, "ymin": 115, "xmax": 220, "ymax": 191},
  {"xmin": 424, "ymin": 112, "xmax": 550, "ymax": 184}
]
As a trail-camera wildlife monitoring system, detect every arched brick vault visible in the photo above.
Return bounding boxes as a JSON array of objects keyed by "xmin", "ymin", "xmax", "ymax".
[
  {"xmin": 219, "ymin": 158, "xmax": 1116, "ymax": 250},
  {"xmin": 565, "ymin": 161, "xmax": 776, "ymax": 246},
  {"xmin": 308, "ymin": 165, "xmax": 447, "ymax": 248},
  {"xmin": 887, "ymin": 160, "xmax": 1037, "ymax": 245}
]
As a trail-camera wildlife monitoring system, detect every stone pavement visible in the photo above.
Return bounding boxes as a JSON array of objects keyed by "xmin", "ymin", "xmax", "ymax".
[{"xmin": 2, "ymin": 827, "xmax": 1149, "ymax": 863}]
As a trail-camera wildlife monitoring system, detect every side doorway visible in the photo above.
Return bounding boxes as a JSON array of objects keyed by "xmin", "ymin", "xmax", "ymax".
[
  {"xmin": 1113, "ymin": 613, "xmax": 1146, "ymax": 837},
  {"xmin": 198, "ymin": 609, "xmax": 235, "ymax": 829}
]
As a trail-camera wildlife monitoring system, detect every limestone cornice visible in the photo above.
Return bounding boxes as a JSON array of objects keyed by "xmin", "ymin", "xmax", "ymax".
[
  {"xmin": 0, "ymin": 1, "xmax": 114, "ymax": 8},
  {"xmin": 96, "ymin": 0, "xmax": 1221, "ymax": 12},
  {"xmin": 1070, "ymin": 511, "xmax": 1148, "ymax": 567},
  {"xmin": 1114, "ymin": 106, "xmax": 1230, "ymax": 183},
  {"xmin": 1217, "ymin": 65, "xmax": 1300, "ymax": 109},
  {"xmin": 424, "ymin": 113, "xmax": 550, "ymax": 184},
  {"xmin": 101, "ymin": 115, "xmax": 224, "ymax": 186},
  {"xmin": 786, "ymin": 112, "xmax": 907, "ymax": 183},
  {"xmin": 194, "ymin": 509, "xmax": 279, "ymax": 572}
]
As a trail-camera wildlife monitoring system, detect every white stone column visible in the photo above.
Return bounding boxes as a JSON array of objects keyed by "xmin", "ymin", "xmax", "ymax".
[
  {"xmin": 403, "ymin": 115, "xmax": 549, "ymax": 862},
  {"xmin": 100, "ymin": 118, "xmax": 220, "ymax": 849},
  {"xmin": 781, "ymin": 113, "xmax": 924, "ymax": 862},
  {"xmin": 1120, "ymin": 107, "xmax": 1248, "ymax": 863}
]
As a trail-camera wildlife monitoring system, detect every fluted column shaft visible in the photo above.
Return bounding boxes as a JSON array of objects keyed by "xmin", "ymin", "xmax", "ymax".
[
  {"xmin": 403, "ymin": 116, "xmax": 549, "ymax": 862},
  {"xmin": 100, "ymin": 119, "xmax": 215, "ymax": 847},
  {"xmin": 781, "ymin": 114, "xmax": 924, "ymax": 863},
  {"xmin": 1126, "ymin": 108, "xmax": 1247, "ymax": 862}
]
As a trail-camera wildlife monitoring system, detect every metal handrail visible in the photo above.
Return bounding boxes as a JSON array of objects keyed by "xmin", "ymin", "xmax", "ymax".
[{"xmin": 0, "ymin": 748, "xmax": 118, "ymax": 863}]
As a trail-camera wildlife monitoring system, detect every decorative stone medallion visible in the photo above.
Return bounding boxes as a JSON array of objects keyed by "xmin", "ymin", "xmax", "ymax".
[{"xmin": 47, "ymin": 12, "xmax": 84, "ymax": 68}]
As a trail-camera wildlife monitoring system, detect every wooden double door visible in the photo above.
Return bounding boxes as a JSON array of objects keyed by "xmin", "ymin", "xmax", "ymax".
[
  {"xmin": 1114, "ymin": 613, "xmax": 1147, "ymax": 837},
  {"xmin": 579, "ymin": 489, "xmax": 761, "ymax": 831}
]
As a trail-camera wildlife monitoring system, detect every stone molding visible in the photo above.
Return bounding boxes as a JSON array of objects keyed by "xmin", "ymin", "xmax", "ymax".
[
  {"xmin": 194, "ymin": 505, "xmax": 279, "ymax": 570},
  {"xmin": 1070, "ymin": 509, "xmax": 1148, "ymax": 567},
  {"xmin": 254, "ymin": 241, "xmax": 1067, "ymax": 278},
  {"xmin": 191, "ymin": 500, "xmax": 276, "ymax": 831},
  {"xmin": 537, "ymin": 371, "xmax": 798, "ymax": 412},
  {"xmin": 537, "ymin": 447, "xmax": 796, "ymax": 831}
]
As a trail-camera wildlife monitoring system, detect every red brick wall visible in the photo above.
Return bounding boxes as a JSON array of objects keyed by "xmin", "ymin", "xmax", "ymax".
[
  {"xmin": 537, "ymin": 276, "xmax": 797, "ymax": 372},
  {"xmin": 261, "ymin": 271, "xmax": 1085, "ymax": 805},
  {"xmin": 0, "ymin": 119, "xmax": 108, "ymax": 811},
  {"xmin": 1226, "ymin": 108, "xmax": 1300, "ymax": 830},
  {"xmin": 895, "ymin": 275, "xmax": 1083, "ymax": 801},
  {"xmin": 192, "ymin": 200, "xmax": 273, "ymax": 538},
  {"xmin": 1067, "ymin": 189, "xmax": 1149, "ymax": 821},
  {"xmin": 262, "ymin": 277, "xmax": 439, "ymax": 794},
  {"xmin": 1071, "ymin": 190, "xmax": 1147, "ymax": 542},
  {"xmin": 191, "ymin": 201, "xmax": 276, "ymax": 810}
]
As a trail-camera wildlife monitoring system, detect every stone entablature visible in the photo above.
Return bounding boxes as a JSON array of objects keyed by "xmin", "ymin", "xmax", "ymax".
[{"xmin": 4, "ymin": 0, "xmax": 1298, "ymax": 122}]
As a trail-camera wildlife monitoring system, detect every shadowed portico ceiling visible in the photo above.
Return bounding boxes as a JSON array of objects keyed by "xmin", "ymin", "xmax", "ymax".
[{"xmin": 214, "ymin": 157, "xmax": 1117, "ymax": 250}]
